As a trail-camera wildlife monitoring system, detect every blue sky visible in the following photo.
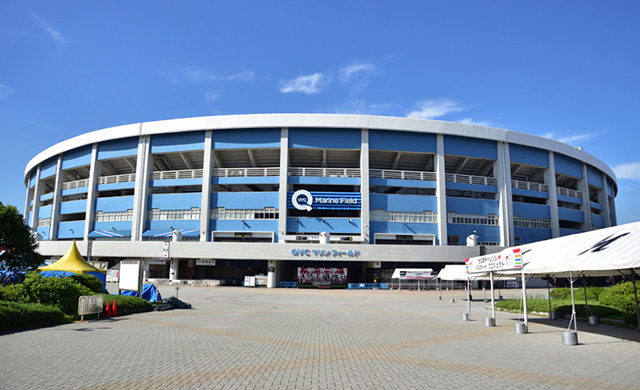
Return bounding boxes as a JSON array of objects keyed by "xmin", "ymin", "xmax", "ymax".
[{"xmin": 1, "ymin": 1, "xmax": 639, "ymax": 223}]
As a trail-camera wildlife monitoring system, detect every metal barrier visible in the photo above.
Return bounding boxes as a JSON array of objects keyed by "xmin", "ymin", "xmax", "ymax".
[
  {"xmin": 78, "ymin": 295, "xmax": 104, "ymax": 321},
  {"xmin": 347, "ymin": 283, "xmax": 381, "ymax": 290}
]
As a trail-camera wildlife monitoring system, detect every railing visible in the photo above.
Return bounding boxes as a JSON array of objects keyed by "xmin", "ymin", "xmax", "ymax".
[
  {"xmin": 445, "ymin": 174, "xmax": 497, "ymax": 186},
  {"xmin": 369, "ymin": 169, "xmax": 436, "ymax": 181},
  {"xmin": 288, "ymin": 167, "xmax": 360, "ymax": 178},
  {"xmin": 511, "ymin": 180, "xmax": 549, "ymax": 192},
  {"xmin": 557, "ymin": 187, "xmax": 583, "ymax": 199},
  {"xmin": 148, "ymin": 208, "xmax": 200, "ymax": 220},
  {"xmin": 370, "ymin": 210, "xmax": 437, "ymax": 223},
  {"xmin": 95, "ymin": 210, "xmax": 133, "ymax": 222},
  {"xmin": 212, "ymin": 167, "xmax": 280, "ymax": 177},
  {"xmin": 447, "ymin": 213, "xmax": 499, "ymax": 226},
  {"xmin": 61, "ymin": 179, "xmax": 89, "ymax": 190},
  {"xmin": 150, "ymin": 169, "xmax": 203, "ymax": 180},
  {"xmin": 98, "ymin": 173, "xmax": 136, "ymax": 185},
  {"xmin": 37, "ymin": 218, "xmax": 51, "ymax": 227},
  {"xmin": 513, "ymin": 217, "xmax": 551, "ymax": 229}
]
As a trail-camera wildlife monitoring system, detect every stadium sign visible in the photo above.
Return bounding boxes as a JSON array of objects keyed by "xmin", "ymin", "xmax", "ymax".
[{"xmin": 288, "ymin": 190, "xmax": 361, "ymax": 211}]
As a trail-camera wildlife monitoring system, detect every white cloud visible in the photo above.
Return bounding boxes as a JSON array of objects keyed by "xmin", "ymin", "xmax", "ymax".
[
  {"xmin": 160, "ymin": 67, "xmax": 256, "ymax": 84},
  {"xmin": 228, "ymin": 70, "xmax": 255, "ymax": 82},
  {"xmin": 340, "ymin": 63, "xmax": 380, "ymax": 83},
  {"xmin": 0, "ymin": 83, "xmax": 14, "ymax": 99},
  {"xmin": 204, "ymin": 92, "xmax": 219, "ymax": 104},
  {"xmin": 280, "ymin": 73, "xmax": 328, "ymax": 94},
  {"xmin": 31, "ymin": 12, "xmax": 68, "ymax": 49},
  {"xmin": 407, "ymin": 99, "xmax": 466, "ymax": 119},
  {"xmin": 541, "ymin": 131, "xmax": 604, "ymax": 145},
  {"xmin": 457, "ymin": 117, "xmax": 491, "ymax": 127},
  {"xmin": 339, "ymin": 62, "xmax": 382, "ymax": 95},
  {"xmin": 613, "ymin": 162, "xmax": 640, "ymax": 181}
]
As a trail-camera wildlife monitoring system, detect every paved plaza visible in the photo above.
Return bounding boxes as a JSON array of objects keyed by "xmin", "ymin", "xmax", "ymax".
[{"xmin": 1, "ymin": 285, "xmax": 639, "ymax": 389}]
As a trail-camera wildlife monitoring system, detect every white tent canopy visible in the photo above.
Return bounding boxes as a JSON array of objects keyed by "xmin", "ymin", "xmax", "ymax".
[{"xmin": 506, "ymin": 221, "xmax": 640, "ymax": 277}]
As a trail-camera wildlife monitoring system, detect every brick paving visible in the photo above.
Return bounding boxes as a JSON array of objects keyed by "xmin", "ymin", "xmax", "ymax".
[{"xmin": 1, "ymin": 286, "xmax": 639, "ymax": 389}]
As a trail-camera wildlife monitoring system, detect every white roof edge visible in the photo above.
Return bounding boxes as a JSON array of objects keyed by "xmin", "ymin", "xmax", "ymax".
[{"xmin": 23, "ymin": 114, "xmax": 616, "ymax": 186}]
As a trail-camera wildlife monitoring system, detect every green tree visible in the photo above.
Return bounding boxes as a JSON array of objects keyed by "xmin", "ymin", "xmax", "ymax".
[{"xmin": 0, "ymin": 202, "xmax": 43, "ymax": 272}]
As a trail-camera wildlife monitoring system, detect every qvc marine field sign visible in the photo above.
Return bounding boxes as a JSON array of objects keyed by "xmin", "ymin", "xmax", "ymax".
[{"xmin": 466, "ymin": 248, "xmax": 522, "ymax": 273}]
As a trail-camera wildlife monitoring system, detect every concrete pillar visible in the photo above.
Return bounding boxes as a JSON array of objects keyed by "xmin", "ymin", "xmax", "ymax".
[
  {"xmin": 267, "ymin": 260, "xmax": 281, "ymax": 288},
  {"xmin": 435, "ymin": 134, "xmax": 447, "ymax": 245},
  {"xmin": 200, "ymin": 130, "xmax": 213, "ymax": 241},
  {"xmin": 546, "ymin": 151, "xmax": 560, "ymax": 238},
  {"xmin": 278, "ymin": 128, "xmax": 289, "ymax": 242},
  {"xmin": 83, "ymin": 144, "xmax": 99, "ymax": 240},
  {"xmin": 496, "ymin": 142, "xmax": 514, "ymax": 247},
  {"xmin": 579, "ymin": 164, "xmax": 592, "ymax": 231},
  {"xmin": 601, "ymin": 173, "xmax": 611, "ymax": 227},
  {"xmin": 360, "ymin": 129, "xmax": 370, "ymax": 244},
  {"xmin": 29, "ymin": 165, "xmax": 42, "ymax": 230},
  {"xmin": 131, "ymin": 132, "xmax": 151, "ymax": 241},
  {"xmin": 169, "ymin": 259, "xmax": 179, "ymax": 281},
  {"xmin": 49, "ymin": 155, "xmax": 64, "ymax": 240}
]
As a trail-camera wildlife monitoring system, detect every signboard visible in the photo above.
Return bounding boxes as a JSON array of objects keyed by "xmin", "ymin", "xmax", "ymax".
[
  {"xmin": 119, "ymin": 260, "xmax": 143, "ymax": 292},
  {"xmin": 288, "ymin": 190, "xmax": 361, "ymax": 211},
  {"xmin": 196, "ymin": 260, "xmax": 216, "ymax": 266},
  {"xmin": 391, "ymin": 269, "xmax": 435, "ymax": 280},
  {"xmin": 162, "ymin": 241, "xmax": 170, "ymax": 259},
  {"xmin": 466, "ymin": 248, "xmax": 522, "ymax": 273},
  {"xmin": 297, "ymin": 267, "xmax": 348, "ymax": 287},
  {"xmin": 244, "ymin": 276, "xmax": 256, "ymax": 287}
]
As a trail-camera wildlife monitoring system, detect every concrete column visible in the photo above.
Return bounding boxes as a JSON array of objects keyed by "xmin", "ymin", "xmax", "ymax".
[
  {"xmin": 546, "ymin": 151, "xmax": 560, "ymax": 238},
  {"xmin": 29, "ymin": 165, "xmax": 43, "ymax": 230},
  {"xmin": 131, "ymin": 132, "xmax": 151, "ymax": 241},
  {"xmin": 49, "ymin": 155, "xmax": 64, "ymax": 240},
  {"xmin": 278, "ymin": 128, "xmax": 289, "ymax": 242},
  {"xmin": 267, "ymin": 260, "xmax": 281, "ymax": 288},
  {"xmin": 169, "ymin": 259, "xmax": 179, "ymax": 281},
  {"xmin": 601, "ymin": 173, "xmax": 612, "ymax": 227},
  {"xmin": 579, "ymin": 164, "xmax": 592, "ymax": 231},
  {"xmin": 24, "ymin": 172, "xmax": 34, "ymax": 227},
  {"xmin": 200, "ymin": 130, "xmax": 213, "ymax": 241},
  {"xmin": 360, "ymin": 129, "xmax": 370, "ymax": 244},
  {"xmin": 83, "ymin": 144, "xmax": 100, "ymax": 240},
  {"xmin": 496, "ymin": 142, "xmax": 514, "ymax": 247},
  {"xmin": 435, "ymin": 134, "xmax": 447, "ymax": 245}
]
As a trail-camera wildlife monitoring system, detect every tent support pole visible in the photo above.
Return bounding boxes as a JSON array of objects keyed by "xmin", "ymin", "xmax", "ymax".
[
  {"xmin": 568, "ymin": 272, "xmax": 578, "ymax": 333},
  {"xmin": 583, "ymin": 276, "xmax": 591, "ymax": 318},
  {"xmin": 521, "ymin": 268, "xmax": 528, "ymax": 328},
  {"xmin": 632, "ymin": 270, "xmax": 640, "ymax": 331},
  {"xmin": 467, "ymin": 279, "xmax": 471, "ymax": 315},
  {"xmin": 547, "ymin": 275, "xmax": 552, "ymax": 318},
  {"xmin": 490, "ymin": 271, "xmax": 495, "ymax": 320}
]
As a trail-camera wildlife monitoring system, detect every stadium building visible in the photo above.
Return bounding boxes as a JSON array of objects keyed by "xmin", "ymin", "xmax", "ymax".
[{"xmin": 23, "ymin": 114, "xmax": 617, "ymax": 287}]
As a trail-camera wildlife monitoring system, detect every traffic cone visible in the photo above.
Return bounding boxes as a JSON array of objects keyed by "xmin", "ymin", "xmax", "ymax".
[
  {"xmin": 105, "ymin": 300, "xmax": 111, "ymax": 317},
  {"xmin": 112, "ymin": 299, "xmax": 117, "ymax": 317}
]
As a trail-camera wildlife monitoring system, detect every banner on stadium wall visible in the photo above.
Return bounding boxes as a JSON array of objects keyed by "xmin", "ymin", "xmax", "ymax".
[
  {"xmin": 288, "ymin": 190, "xmax": 361, "ymax": 211},
  {"xmin": 297, "ymin": 267, "xmax": 348, "ymax": 286}
]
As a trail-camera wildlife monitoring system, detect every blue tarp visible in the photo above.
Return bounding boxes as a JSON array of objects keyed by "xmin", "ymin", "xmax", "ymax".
[
  {"xmin": 119, "ymin": 283, "xmax": 162, "ymax": 302},
  {"xmin": 40, "ymin": 270, "xmax": 107, "ymax": 292}
]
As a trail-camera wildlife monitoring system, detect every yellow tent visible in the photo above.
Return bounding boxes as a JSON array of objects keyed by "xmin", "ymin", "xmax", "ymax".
[{"xmin": 38, "ymin": 241, "xmax": 106, "ymax": 288}]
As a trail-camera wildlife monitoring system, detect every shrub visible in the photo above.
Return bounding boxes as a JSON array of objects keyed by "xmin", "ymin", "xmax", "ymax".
[
  {"xmin": 599, "ymin": 281, "xmax": 639, "ymax": 315},
  {"xmin": 68, "ymin": 274, "xmax": 103, "ymax": 293},
  {"xmin": 0, "ymin": 284, "xmax": 27, "ymax": 302},
  {"xmin": 100, "ymin": 294, "xmax": 152, "ymax": 313},
  {"xmin": 550, "ymin": 286, "xmax": 604, "ymax": 301},
  {"xmin": 555, "ymin": 304, "xmax": 623, "ymax": 319},
  {"xmin": 0, "ymin": 301, "xmax": 67, "ymax": 331},
  {"xmin": 22, "ymin": 273, "xmax": 93, "ymax": 314}
]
